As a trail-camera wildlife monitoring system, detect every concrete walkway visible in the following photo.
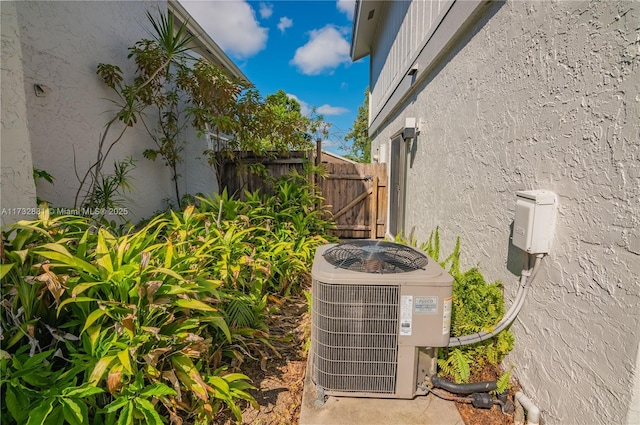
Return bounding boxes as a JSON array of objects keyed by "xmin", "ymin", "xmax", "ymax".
[{"xmin": 299, "ymin": 366, "xmax": 464, "ymax": 425}]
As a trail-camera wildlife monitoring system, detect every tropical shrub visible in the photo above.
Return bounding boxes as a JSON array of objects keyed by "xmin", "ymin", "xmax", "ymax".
[
  {"xmin": 90, "ymin": 11, "xmax": 329, "ymax": 211},
  {"xmin": 1, "ymin": 172, "xmax": 336, "ymax": 424},
  {"xmin": 1, "ymin": 212, "xmax": 254, "ymax": 424}
]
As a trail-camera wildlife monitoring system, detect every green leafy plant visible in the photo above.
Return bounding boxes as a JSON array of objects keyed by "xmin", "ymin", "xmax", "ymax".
[
  {"xmin": 91, "ymin": 11, "xmax": 330, "ymax": 212},
  {"xmin": 85, "ymin": 157, "xmax": 136, "ymax": 215},
  {"xmin": 1, "ymin": 215, "xmax": 252, "ymax": 424},
  {"xmin": 76, "ymin": 10, "xmax": 195, "ymax": 211},
  {"xmin": 33, "ymin": 168, "xmax": 54, "ymax": 185},
  {"xmin": 33, "ymin": 168, "xmax": 55, "ymax": 205},
  {"xmin": 2, "ymin": 167, "xmax": 335, "ymax": 424},
  {"xmin": 494, "ymin": 370, "xmax": 511, "ymax": 395}
]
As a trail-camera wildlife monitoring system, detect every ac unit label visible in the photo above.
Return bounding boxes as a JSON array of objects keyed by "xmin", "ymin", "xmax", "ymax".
[
  {"xmin": 413, "ymin": 296, "xmax": 438, "ymax": 315},
  {"xmin": 400, "ymin": 295, "xmax": 413, "ymax": 336},
  {"xmin": 443, "ymin": 297, "xmax": 452, "ymax": 335}
]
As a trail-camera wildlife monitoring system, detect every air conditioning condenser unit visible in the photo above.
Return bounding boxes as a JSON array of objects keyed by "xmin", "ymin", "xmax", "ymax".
[{"xmin": 310, "ymin": 240, "xmax": 454, "ymax": 400}]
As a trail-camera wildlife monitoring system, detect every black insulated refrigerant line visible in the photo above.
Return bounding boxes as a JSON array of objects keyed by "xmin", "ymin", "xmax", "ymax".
[
  {"xmin": 430, "ymin": 375, "xmax": 497, "ymax": 394},
  {"xmin": 429, "ymin": 378, "xmax": 515, "ymax": 413}
]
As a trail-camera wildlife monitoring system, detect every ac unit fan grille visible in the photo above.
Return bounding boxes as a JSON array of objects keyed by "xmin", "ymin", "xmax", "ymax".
[
  {"xmin": 312, "ymin": 282, "xmax": 399, "ymax": 394},
  {"xmin": 322, "ymin": 240, "xmax": 428, "ymax": 273}
]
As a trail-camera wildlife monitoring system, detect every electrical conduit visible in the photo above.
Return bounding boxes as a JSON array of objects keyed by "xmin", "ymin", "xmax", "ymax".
[{"xmin": 448, "ymin": 253, "xmax": 544, "ymax": 347}]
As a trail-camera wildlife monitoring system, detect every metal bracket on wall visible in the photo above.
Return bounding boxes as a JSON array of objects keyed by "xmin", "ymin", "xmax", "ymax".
[{"xmin": 34, "ymin": 83, "xmax": 50, "ymax": 97}]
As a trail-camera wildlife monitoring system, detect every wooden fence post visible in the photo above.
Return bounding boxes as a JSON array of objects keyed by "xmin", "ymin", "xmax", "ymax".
[
  {"xmin": 371, "ymin": 176, "xmax": 379, "ymax": 239},
  {"xmin": 316, "ymin": 139, "xmax": 322, "ymax": 166}
]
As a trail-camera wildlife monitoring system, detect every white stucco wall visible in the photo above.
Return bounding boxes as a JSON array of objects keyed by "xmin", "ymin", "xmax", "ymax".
[
  {"xmin": 1, "ymin": 1, "xmax": 38, "ymax": 226},
  {"xmin": 179, "ymin": 124, "xmax": 219, "ymax": 202},
  {"xmin": 370, "ymin": 1, "xmax": 640, "ymax": 423},
  {"xmin": 13, "ymin": 1, "xmax": 217, "ymax": 222}
]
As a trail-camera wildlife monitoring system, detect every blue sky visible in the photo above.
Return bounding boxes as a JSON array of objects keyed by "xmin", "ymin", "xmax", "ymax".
[{"xmin": 180, "ymin": 0, "xmax": 369, "ymax": 155}]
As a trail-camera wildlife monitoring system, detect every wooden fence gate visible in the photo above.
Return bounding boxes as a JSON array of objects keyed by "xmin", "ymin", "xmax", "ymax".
[{"xmin": 320, "ymin": 162, "xmax": 387, "ymax": 239}]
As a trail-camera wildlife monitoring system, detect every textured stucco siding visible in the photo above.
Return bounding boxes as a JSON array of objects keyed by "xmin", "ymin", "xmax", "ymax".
[
  {"xmin": 179, "ymin": 124, "xmax": 219, "ymax": 200},
  {"xmin": 14, "ymin": 1, "xmax": 216, "ymax": 222},
  {"xmin": 370, "ymin": 1, "xmax": 640, "ymax": 423},
  {"xmin": 1, "ymin": 1, "xmax": 38, "ymax": 225}
]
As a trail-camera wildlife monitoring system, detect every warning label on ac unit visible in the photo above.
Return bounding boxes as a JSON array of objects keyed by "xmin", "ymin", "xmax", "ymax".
[
  {"xmin": 414, "ymin": 296, "xmax": 438, "ymax": 315},
  {"xmin": 400, "ymin": 295, "xmax": 413, "ymax": 336},
  {"xmin": 443, "ymin": 297, "xmax": 452, "ymax": 335}
]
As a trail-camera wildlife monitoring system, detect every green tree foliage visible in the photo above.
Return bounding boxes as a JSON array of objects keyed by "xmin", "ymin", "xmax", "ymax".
[
  {"xmin": 257, "ymin": 89, "xmax": 328, "ymax": 151},
  {"xmin": 265, "ymin": 90, "xmax": 302, "ymax": 114},
  {"xmin": 90, "ymin": 11, "xmax": 327, "ymax": 212},
  {"xmin": 343, "ymin": 88, "xmax": 371, "ymax": 163}
]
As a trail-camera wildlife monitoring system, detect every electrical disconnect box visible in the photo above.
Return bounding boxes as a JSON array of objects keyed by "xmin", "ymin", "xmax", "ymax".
[{"xmin": 512, "ymin": 190, "xmax": 557, "ymax": 254}]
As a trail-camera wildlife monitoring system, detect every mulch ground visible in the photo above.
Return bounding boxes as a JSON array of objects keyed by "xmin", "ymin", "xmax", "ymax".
[
  {"xmin": 223, "ymin": 295, "xmax": 516, "ymax": 425},
  {"xmin": 222, "ymin": 295, "xmax": 310, "ymax": 425},
  {"xmin": 455, "ymin": 364, "xmax": 518, "ymax": 425}
]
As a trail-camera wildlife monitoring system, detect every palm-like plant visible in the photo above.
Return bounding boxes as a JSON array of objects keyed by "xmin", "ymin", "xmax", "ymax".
[{"xmin": 77, "ymin": 9, "xmax": 195, "ymax": 211}]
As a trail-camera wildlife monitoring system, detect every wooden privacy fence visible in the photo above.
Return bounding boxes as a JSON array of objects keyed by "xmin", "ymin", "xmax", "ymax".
[
  {"xmin": 218, "ymin": 150, "xmax": 311, "ymax": 198},
  {"xmin": 218, "ymin": 145, "xmax": 387, "ymax": 239}
]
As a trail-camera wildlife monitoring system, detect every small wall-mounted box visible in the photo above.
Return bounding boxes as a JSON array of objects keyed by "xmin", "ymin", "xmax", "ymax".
[{"xmin": 512, "ymin": 190, "xmax": 557, "ymax": 254}]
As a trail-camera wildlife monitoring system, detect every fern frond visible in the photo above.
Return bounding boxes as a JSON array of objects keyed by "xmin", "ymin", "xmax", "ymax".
[
  {"xmin": 437, "ymin": 358, "xmax": 454, "ymax": 378},
  {"xmin": 493, "ymin": 370, "xmax": 511, "ymax": 395},
  {"xmin": 443, "ymin": 236, "xmax": 461, "ymax": 276},
  {"xmin": 425, "ymin": 226, "xmax": 441, "ymax": 261},
  {"xmin": 452, "ymin": 348, "xmax": 471, "ymax": 383}
]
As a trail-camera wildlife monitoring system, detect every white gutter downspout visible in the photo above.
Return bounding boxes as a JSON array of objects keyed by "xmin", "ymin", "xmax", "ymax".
[{"xmin": 515, "ymin": 391, "xmax": 541, "ymax": 425}]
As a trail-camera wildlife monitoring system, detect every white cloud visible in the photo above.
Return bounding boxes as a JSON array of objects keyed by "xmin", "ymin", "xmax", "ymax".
[
  {"xmin": 259, "ymin": 2, "xmax": 273, "ymax": 19},
  {"xmin": 180, "ymin": 0, "xmax": 268, "ymax": 59},
  {"xmin": 320, "ymin": 138, "xmax": 340, "ymax": 148},
  {"xmin": 317, "ymin": 104, "xmax": 349, "ymax": 115},
  {"xmin": 336, "ymin": 0, "xmax": 355, "ymax": 20},
  {"xmin": 290, "ymin": 25, "xmax": 351, "ymax": 75},
  {"xmin": 285, "ymin": 94, "xmax": 348, "ymax": 118},
  {"xmin": 285, "ymin": 93, "xmax": 311, "ymax": 117},
  {"xmin": 277, "ymin": 17, "xmax": 293, "ymax": 34}
]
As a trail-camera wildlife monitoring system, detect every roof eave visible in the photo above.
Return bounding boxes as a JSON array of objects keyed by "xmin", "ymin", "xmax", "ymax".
[
  {"xmin": 168, "ymin": 0, "xmax": 248, "ymax": 82},
  {"xmin": 350, "ymin": 0, "xmax": 382, "ymax": 61}
]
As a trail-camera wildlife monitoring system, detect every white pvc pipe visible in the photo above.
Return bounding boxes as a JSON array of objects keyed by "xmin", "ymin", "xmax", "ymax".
[{"xmin": 515, "ymin": 391, "xmax": 541, "ymax": 425}]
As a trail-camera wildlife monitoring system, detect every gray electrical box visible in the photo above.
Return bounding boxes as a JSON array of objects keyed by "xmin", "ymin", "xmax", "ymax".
[{"xmin": 512, "ymin": 190, "xmax": 557, "ymax": 254}]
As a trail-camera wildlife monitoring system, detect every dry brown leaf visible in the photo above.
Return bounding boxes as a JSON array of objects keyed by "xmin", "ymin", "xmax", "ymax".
[
  {"xmin": 107, "ymin": 367, "xmax": 122, "ymax": 394},
  {"xmin": 143, "ymin": 347, "xmax": 171, "ymax": 366},
  {"xmin": 144, "ymin": 280, "xmax": 163, "ymax": 303},
  {"xmin": 37, "ymin": 264, "xmax": 66, "ymax": 303},
  {"xmin": 260, "ymin": 356, "xmax": 268, "ymax": 372},
  {"xmin": 122, "ymin": 314, "xmax": 135, "ymax": 333},
  {"xmin": 139, "ymin": 251, "xmax": 151, "ymax": 271},
  {"xmin": 162, "ymin": 370, "xmax": 183, "ymax": 402},
  {"xmin": 268, "ymin": 295, "xmax": 283, "ymax": 305}
]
